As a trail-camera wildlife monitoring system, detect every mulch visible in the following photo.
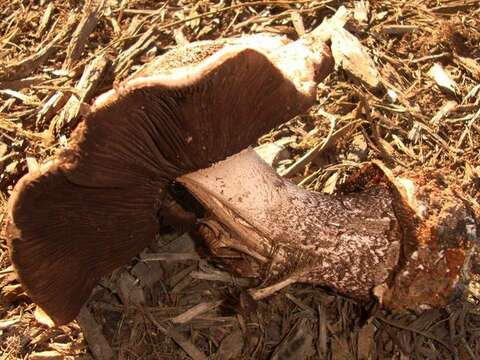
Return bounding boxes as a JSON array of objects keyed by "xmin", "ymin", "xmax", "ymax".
[{"xmin": 1, "ymin": 1, "xmax": 479, "ymax": 359}]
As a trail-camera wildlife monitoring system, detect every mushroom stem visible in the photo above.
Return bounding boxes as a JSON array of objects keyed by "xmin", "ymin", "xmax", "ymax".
[{"xmin": 178, "ymin": 149, "xmax": 478, "ymax": 310}]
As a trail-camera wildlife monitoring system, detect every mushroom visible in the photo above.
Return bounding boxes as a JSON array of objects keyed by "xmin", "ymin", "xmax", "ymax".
[
  {"xmin": 5, "ymin": 30, "xmax": 333, "ymax": 325},
  {"xmin": 179, "ymin": 148, "xmax": 479, "ymax": 310}
]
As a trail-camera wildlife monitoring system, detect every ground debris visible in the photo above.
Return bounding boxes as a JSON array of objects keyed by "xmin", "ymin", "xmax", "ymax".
[{"xmin": 0, "ymin": 0, "xmax": 479, "ymax": 359}]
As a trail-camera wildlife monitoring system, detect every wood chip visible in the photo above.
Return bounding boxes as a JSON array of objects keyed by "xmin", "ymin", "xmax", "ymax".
[
  {"xmin": 63, "ymin": 1, "xmax": 103, "ymax": 70},
  {"xmin": 454, "ymin": 54, "xmax": 480, "ymax": 81},
  {"xmin": 317, "ymin": 304, "xmax": 328, "ymax": 358},
  {"xmin": 0, "ymin": 317, "xmax": 20, "ymax": 330},
  {"xmin": 36, "ymin": 2, "xmax": 55, "ymax": 38},
  {"xmin": 431, "ymin": 100, "xmax": 457, "ymax": 125},
  {"xmin": 0, "ymin": 15, "xmax": 77, "ymax": 81},
  {"xmin": 115, "ymin": 270, "xmax": 145, "ymax": 306},
  {"xmin": 271, "ymin": 318, "xmax": 315, "ymax": 360},
  {"xmin": 36, "ymin": 92, "xmax": 69, "ymax": 129},
  {"xmin": 330, "ymin": 26, "xmax": 382, "ymax": 90},
  {"xmin": 428, "ymin": 63, "xmax": 458, "ymax": 96},
  {"xmin": 145, "ymin": 311, "xmax": 208, "ymax": 360},
  {"xmin": 380, "ymin": 24, "xmax": 418, "ymax": 35},
  {"xmin": 34, "ymin": 306, "xmax": 55, "ymax": 327},
  {"xmin": 51, "ymin": 55, "xmax": 108, "ymax": 134},
  {"xmin": 255, "ymin": 142, "xmax": 289, "ymax": 167},
  {"xmin": 357, "ymin": 322, "xmax": 376, "ymax": 360},
  {"xmin": 354, "ymin": 1, "xmax": 370, "ymax": 26},
  {"xmin": 171, "ymin": 300, "xmax": 223, "ymax": 324},
  {"xmin": 142, "ymin": 252, "xmax": 200, "ymax": 262},
  {"xmin": 213, "ymin": 329, "xmax": 244, "ymax": 360},
  {"xmin": 318, "ymin": 6, "xmax": 381, "ymax": 90},
  {"xmin": 29, "ymin": 351, "xmax": 63, "ymax": 360},
  {"xmin": 77, "ymin": 307, "xmax": 114, "ymax": 360},
  {"xmin": 290, "ymin": 12, "xmax": 305, "ymax": 37}
]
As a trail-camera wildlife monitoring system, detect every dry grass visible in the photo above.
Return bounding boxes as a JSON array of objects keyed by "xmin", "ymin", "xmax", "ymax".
[{"xmin": 1, "ymin": 0, "xmax": 480, "ymax": 359}]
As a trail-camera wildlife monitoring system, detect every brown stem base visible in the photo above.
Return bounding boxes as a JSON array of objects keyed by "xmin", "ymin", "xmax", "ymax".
[{"xmin": 178, "ymin": 149, "xmax": 478, "ymax": 311}]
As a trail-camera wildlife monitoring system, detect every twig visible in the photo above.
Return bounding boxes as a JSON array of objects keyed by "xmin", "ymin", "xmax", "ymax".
[{"xmin": 249, "ymin": 276, "xmax": 298, "ymax": 300}]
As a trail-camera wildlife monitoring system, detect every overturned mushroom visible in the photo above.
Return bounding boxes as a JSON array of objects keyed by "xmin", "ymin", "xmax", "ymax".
[
  {"xmin": 5, "ymin": 30, "xmax": 333, "ymax": 325},
  {"xmin": 179, "ymin": 148, "xmax": 479, "ymax": 310}
]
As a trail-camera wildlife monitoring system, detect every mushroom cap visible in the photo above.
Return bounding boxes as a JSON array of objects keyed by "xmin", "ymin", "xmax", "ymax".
[{"xmin": 6, "ymin": 36, "xmax": 333, "ymax": 325}]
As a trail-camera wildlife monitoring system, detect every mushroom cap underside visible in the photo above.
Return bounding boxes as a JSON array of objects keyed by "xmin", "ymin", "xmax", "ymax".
[{"xmin": 7, "ymin": 43, "xmax": 332, "ymax": 325}]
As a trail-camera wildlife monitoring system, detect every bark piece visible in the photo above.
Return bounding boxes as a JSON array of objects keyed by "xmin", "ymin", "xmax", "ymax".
[
  {"xmin": 454, "ymin": 55, "xmax": 480, "ymax": 81},
  {"xmin": 115, "ymin": 270, "xmax": 145, "ymax": 306}
]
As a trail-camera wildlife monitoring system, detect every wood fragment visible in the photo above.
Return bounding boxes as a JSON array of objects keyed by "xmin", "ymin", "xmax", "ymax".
[
  {"xmin": 50, "ymin": 55, "xmax": 108, "ymax": 134},
  {"xmin": 0, "ymin": 89, "xmax": 40, "ymax": 105},
  {"xmin": 36, "ymin": 3, "xmax": 55, "ymax": 38},
  {"xmin": 431, "ymin": 100, "xmax": 457, "ymax": 125},
  {"xmin": 281, "ymin": 115, "xmax": 359, "ymax": 177},
  {"xmin": 213, "ymin": 329, "xmax": 244, "ymax": 360},
  {"xmin": 171, "ymin": 301, "xmax": 223, "ymax": 324},
  {"xmin": 357, "ymin": 322, "xmax": 375, "ymax": 360},
  {"xmin": 454, "ymin": 55, "xmax": 480, "ymax": 81},
  {"xmin": 249, "ymin": 277, "xmax": 298, "ymax": 300},
  {"xmin": 314, "ymin": 6, "xmax": 381, "ymax": 90},
  {"xmin": 29, "ymin": 351, "xmax": 63, "ymax": 360},
  {"xmin": 354, "ymin": 1, "xmax": 370, "ymax": 26},
  {"xmin": 36, "ymin": 92, "xmax": 69, "ymax": 129},
  {"xmin": 317, "ymin": 304, "xmax": 328, "ymax": 358},
  {"xmin": 0, "ymin": 317, "xmax": 20, "ymax": 330},
  {"xmin": 290, "ymin": 12, "xmax": 305, "ymax": 37},
  {"xmin": 113, "ymin": 27, "xmax": 156, "ymax": 80},
  {"xmin": 26, "ymin": 156, "xmax": 39, "ymax": 173},
  {"xmin": 430, "ymin": 0, "xmax": 478, "ymax": 14},
  {"xmin": 34, "ymin": 306, "xmax": 55, "ymax": 327},
  {"xmin": 77, "ymin": 307, "xmax": 114, "ymax": 360},
  {"xmin": 271, "ymin": 318, "xmax": 315, "ymax": 360},
  {"xmin": 380, "ymin": 24, "xmax": 418, "ymax": 35},
  {"xmin": 255, "ymin": 142, "xmax": 289, "ymax": 167},
  {"xmin": 63, "ymin": 1, "xmax": 103, "ymax": 70},
  {"xmin": 330, "ymin": 26, "xmax": 382, "ymax": 90},
  {"xmin": 145, "ymin": 311, "xmax": 208, "ymax": 360},
  {"xmin": 142, "ymin": 252, "xmax": 200, "ymax": 262},
  {"xmin": 190, "ymin": 271, "xmax": 253, "ymax": 287},
  {"xmin": 173, "ymin": 27, "xmax": 190, "ymax": 45},
  {"xmin": 428, "ymin": 63, "xmax": 458, "ymax": 96},
  {"xmin": 115, "ymin": 270, "xmax": 145, "ymax": 306},
  {"xmin": 0, "ymin": 15, "xmax": 77, "ymax": 81}
]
